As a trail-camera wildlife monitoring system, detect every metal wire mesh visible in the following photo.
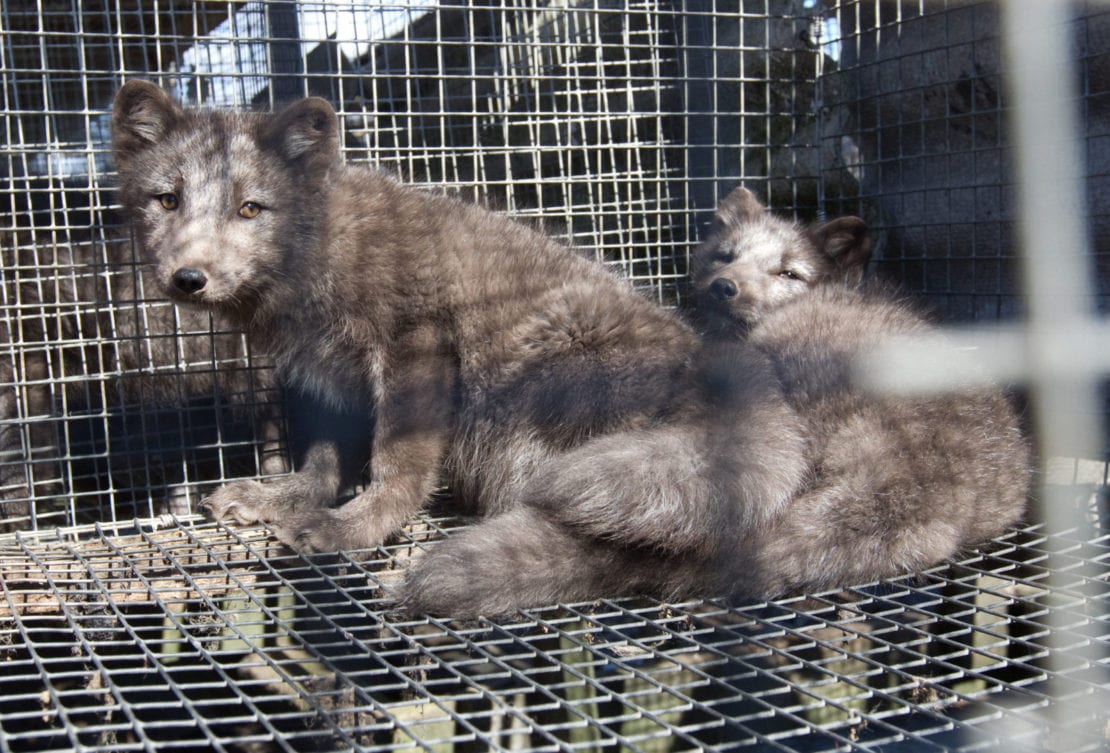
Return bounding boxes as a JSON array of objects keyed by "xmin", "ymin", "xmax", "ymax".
[
  {"xmin": 1, "ymin": 0, "xmax": 1108, "ymax": 751},
  {"xmin": 0, "ymin": 506, "xmax": 1104, "ymax": 753}
]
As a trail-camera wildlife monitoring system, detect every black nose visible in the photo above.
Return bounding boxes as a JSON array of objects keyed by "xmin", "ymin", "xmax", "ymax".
[
  {"xmin": 709, "ymin": 277, "xmax": 738, "ymax": 301},
  {"xmin": 172, "ymin": 267, "xmax": 208, "ymax": 295}
]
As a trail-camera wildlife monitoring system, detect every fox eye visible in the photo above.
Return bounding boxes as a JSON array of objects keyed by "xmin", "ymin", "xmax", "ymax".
[
  {"xmin": 778, "ymin": 269, "xmax": 803, "ymax": 281},
  {"xmin": 156, "ymin": 193, "xmax": 179, "ymax": 210},
  {"xmin": 238, "ymin": 201, "xmax": 263, "ymax": 219}
]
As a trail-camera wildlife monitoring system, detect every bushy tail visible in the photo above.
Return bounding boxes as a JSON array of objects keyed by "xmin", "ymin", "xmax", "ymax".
[
  {"xmin": 522, "ymin": 427, "xmax": 723, "ymax": 555},
  {"xmin": 400, "ymin": 506, "xmax": 700, "ymax": 618},
  {"xmin": 523, "ymin": 379, "xmax": 808, "ymax": 559},
  {"xmin": 401, "ymin": 341, "xmax": 812, "ymax": 617}
]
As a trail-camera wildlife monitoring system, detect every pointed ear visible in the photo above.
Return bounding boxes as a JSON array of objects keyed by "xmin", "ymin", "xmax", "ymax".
[
  {"xmin": 263, "ymin": 97, "xmax": 339, "ymax": 165},
  {"xmin": 112, "ymin": 80, "xmax": 183, "ymax": 172},
  {"xmin": 714, "ymin": 186, "xmax": 767, "ymax": 227},
  {"xmin": 811, "ymin": 216, "xmax": 873, "ymax": 284}
]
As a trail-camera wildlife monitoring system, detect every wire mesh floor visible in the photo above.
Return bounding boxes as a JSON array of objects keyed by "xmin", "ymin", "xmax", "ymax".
[
  {"xmin": 2, "ymin": 1, "xmax": 1109, "ymax": 751},
  {"xmin": 0, "ymin": 505, "xmax": 1105, "ymax": 753}
]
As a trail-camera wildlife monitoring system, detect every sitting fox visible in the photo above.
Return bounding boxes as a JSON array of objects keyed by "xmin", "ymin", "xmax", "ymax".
[{"xmin": 111, "ymin": 81, "xmax": 797, "ymax": 551}]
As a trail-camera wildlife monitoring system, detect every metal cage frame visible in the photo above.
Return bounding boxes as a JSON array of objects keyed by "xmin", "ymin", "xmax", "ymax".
[{"xmin": 1, "ymin": 1, "xmax": 1107, "ymax": 751}]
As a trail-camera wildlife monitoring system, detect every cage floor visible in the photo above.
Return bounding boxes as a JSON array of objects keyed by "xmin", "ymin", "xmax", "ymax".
[{"xmin": 0, "ymin": 508, "xmax": 1105, "ymax": 753}]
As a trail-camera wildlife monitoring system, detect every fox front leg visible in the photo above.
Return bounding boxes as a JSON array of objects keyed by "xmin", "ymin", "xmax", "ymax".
[
  {"xmin": 274, "ymin": 327, "xmax": 458, "ymax": 553},
  {"xmin": 202, "ymin": 437, "xmax": 344, "ymax": 527}
]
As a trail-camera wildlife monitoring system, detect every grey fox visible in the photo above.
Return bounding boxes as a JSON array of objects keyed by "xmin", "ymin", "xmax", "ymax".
[
  {"xmin": 112, "ymin": 80, "xmax": 741, "ymax": 561},
  {"xmin": 688, "ymin": 187, "xmax": 1032, "ymax": 595}
]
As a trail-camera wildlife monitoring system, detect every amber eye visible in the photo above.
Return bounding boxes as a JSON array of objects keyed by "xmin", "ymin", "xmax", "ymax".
[
  {"xmin": 238, "ymin": 201, "xmax": 263, "ymax": 219},
  {"xmin": 156, "ymin": 193, "xmax": 179, "ymax": 210}
]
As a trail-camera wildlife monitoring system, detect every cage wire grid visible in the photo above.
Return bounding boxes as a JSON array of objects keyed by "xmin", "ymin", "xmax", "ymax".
[{"xmin": 1, "ymin": 0, "xmax": 1108, "ymax": 751}]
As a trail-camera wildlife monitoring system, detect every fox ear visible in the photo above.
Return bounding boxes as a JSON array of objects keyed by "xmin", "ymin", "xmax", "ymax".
[
  {"xmin": 812, "ymin": 216, "xmax": 872, "ymax": 284},
  {"xmin": 112, "ymin": 80, "xmax": 183, "ymax": 172},
  {"xmin": 265, "ymin": 97, "xmax": 339, "ymax": 165},
  {"xmin": 714, "ymin": 187, "xmax": 767, "ymax": 227}
]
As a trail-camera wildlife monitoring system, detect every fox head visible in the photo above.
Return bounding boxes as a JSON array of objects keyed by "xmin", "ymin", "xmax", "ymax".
[
  {"xmin": 690, "ymin": 187, "xmax": 872, "ymax": 333},
  {"xmin": 112, "ymin": 80, "xmax": 341, "ymax": 319}
]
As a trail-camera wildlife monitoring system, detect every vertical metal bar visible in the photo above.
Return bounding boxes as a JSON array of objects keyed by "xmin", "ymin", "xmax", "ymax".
[
  {"xmin": 810, "ymin": 4, "xmax": 827, "ymax": 223},
  {"xmin": 1000, "ymin": 0, "xmax": 1108, "ymax": 746}
]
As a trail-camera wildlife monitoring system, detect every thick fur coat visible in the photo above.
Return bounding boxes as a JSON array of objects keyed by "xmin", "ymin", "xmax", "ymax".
[
  {"xmin": 113, "ymin": 83, "xmax": 1029, "ymax": 617},
  {"xmin": 112, "ymin": 82, "xmax": 790, "ymax": 564},
  {"xmin": 689, "ymin": 187, "xmax": 1032, "ymax": 595}
]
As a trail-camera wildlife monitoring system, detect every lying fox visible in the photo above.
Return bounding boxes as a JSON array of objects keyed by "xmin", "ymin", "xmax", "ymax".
[
  {"xmin": 688, "ymin": 187, "xmax": 1032, "ymax": 594},
  {"xmin": 404, "ymin": 189, "xmax": 1031, "ymax": 614}
]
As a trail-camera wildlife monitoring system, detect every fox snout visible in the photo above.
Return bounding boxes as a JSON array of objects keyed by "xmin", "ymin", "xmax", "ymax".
[
  {"xmin": 171, "ymin": 267, "xmax": 209, "ymax": 295},
  {"xmin": 697, "ymin": 271, "xmax": 761, "ymax": 329},
  {"xmin": 707, "ymin": 277, "xmax": 738, "ymax": 301}
]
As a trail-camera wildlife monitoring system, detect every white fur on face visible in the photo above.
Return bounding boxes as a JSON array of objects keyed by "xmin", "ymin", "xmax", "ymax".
[
  {"xmin": 694, "ymin": 215, "xmax": 826, "ymax": 326},
  {"xmin": 132, "ymin": 117, "xmax": 294, "ymax": 310}
]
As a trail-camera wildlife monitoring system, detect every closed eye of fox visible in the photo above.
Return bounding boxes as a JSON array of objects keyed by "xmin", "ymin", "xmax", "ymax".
[
  {"xmin": 690, "ymin": 186, "xmax": 872, "ymax": 336},
  {"xmin": 112, "ymin": 82, "xmax": 1031, "ymax": 618},
  {"xmin": 688, "ymin": 187, "xmax": 1031, "ymax": 596}
]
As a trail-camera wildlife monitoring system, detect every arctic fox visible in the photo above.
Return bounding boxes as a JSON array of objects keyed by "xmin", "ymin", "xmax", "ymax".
[
  {"xmin": 688, "ymin": 187, "xmax": 1032, "ymax": 595},
  {"xmin": 113, "ymin": 81, "xmax": 794, "ymax": 565}
]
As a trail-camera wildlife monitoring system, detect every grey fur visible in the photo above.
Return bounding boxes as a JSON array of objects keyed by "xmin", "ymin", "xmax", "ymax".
[
  {"xmin": 113, "ymin": 85, "xmax": 1029, "ymax": 618},
  {"xmin": 403, "ymin": 342, "xmax": 809, "ymax": 615},
  {"xmin": 689, "ymin": 187, "xmax": 1032, "ymax": 596},
  {"xmin": 112, "ymin": 81, "xmax": 716, "ymax": 560}
]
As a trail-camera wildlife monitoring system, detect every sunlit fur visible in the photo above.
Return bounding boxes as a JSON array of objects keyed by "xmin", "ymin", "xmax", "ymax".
[
  {"xmin": 114, "ymin": 84, "xmax": 1030, "ymax": 618},
  {"xmin": 689, "ymin": 187, "xmax": 1033, "ymax": 596}
]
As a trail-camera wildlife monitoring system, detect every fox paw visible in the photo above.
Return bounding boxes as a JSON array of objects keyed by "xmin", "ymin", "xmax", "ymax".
[
  {"xmin": 268, "ymin": 510, "xmax": 342, "ymax": 553},
  {"xmin": 204, "ymin": 486, "xmax": 339, "ymax": 551},
  {"xmin": 203, "ymin": 482, "xmax": 391, "ymax": 553},
  {"xmin": 270, "ymin": 509, "xmax": 390, "ymax": 554},
  {"xmin": 202, "ymin": 480, "xmax": 285, "ymax": 525}
]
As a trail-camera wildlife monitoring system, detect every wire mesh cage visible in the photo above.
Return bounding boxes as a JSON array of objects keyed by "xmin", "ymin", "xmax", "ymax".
[{"xmin": 1, "ymin": 1, "xmax": 1107, "ymax": 751}]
